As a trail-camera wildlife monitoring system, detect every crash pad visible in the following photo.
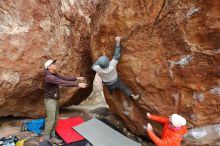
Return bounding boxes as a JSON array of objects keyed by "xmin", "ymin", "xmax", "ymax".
[
  {"xmin": 56, "ymin": 116, "xmax": 85, "ymax": 144},
  {"xmin": 73, "ymin": 118, "xmax": 141, "ymax": 146}
]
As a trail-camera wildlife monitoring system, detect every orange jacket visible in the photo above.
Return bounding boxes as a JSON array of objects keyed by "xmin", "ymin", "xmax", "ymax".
[{"xmin": 147, "ymin": 115, "xmax": 187, "ymax": 146}]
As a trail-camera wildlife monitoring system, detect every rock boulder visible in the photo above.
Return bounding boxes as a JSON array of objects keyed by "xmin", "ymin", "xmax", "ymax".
[
  {"xmin": 90, "ymin": 0, "xmax": 220, "ymax": 140},
  {"xmin": 0, "ymin": 0, "xmax": 94, "ymax": 118}
]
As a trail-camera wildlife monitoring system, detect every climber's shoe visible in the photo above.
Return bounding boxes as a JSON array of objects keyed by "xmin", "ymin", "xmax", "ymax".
[{"xmin": 131, "ymin": 94, "xmax": 140, "ymax": 100}]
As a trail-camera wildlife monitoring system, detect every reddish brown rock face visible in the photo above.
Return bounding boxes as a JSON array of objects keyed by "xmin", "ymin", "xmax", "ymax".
[
  {"xmin": 0, "ymin": 0, "xmax": 94, "ymax": 118},
  {"xmin": 0, "ymin": 0, "xmax": 220, "ymax": 144},
  {"xmin": 90, "ymin": 0, "xmax": 220, "ymax": 137}
]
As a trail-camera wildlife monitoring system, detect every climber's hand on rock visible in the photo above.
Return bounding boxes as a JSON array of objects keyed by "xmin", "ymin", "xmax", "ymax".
[
  {"xmin": 77, "ymin": 77, "xmax": 85, "ymax": 81},
  {"xmin": 78, "ymin": 83, "xmax": 88, "ymax": 88},
  {"xmin": 147, "ymin": 123, "xmax": 153, "ymax": 131},
  {"xmin": 147, "ymin": 113, "xmax": 151, "ymax": 119},
  {"xmin": 115, "ymin": 36, "xmax": 121, "ymax": 42}
]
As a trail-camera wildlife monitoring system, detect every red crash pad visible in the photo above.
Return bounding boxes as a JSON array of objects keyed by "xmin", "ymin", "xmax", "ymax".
[{"xmin": 56, "ymin": 116, "xmax": 85, "ymax": 144}]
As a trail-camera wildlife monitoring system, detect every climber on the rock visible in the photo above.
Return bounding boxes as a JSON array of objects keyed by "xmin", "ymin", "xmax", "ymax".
[
  {"xmin": 144, "ymin": 113, "xmax": 187, "ymax": 146},
  {"xmin": 42, "ymin": 59, "xmax": 88, "ymax": 144},
  {"xmin": 91, "ymin": 36, "xmax": 140, "ymax": 100}
]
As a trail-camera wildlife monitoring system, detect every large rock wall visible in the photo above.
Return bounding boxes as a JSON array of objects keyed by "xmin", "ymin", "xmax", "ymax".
[
  {"xmin": 90, "ymin": 0, "xmax": 220, "ymax": 139},
  {"xmin": 0, "ymin": 0, "xmax": 95, "ymax": 118},
  {"xmin": 0, "ymin": 0, "xmax": 220, "ymax": 145}
]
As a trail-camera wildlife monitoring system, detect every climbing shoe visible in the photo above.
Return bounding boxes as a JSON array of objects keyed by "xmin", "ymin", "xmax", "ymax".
[{"xmin": 131, "ymin": 94, "xmax": 140, "ymax": 100}]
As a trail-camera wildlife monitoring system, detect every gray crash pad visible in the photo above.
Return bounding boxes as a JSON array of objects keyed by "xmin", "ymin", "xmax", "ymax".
[{"xmin": 73, "ymin": 118, "xmax": 141, "ymax": 146}]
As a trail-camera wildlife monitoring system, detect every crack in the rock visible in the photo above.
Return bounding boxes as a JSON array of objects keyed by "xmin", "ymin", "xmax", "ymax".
[{"xmin": 150, "ymin": 0, "xmax": 167, "ymax": 34}]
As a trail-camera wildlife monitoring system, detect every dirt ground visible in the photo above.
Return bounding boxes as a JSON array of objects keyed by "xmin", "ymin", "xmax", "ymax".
[{"xmin": 0, "ymin": 102, "xmax": 154, "ymax": 146}]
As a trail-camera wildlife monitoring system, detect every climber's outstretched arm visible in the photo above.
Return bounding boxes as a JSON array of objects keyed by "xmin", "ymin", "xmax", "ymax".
[{"xmin": 112, "ymin": 36, "xmax": 121, "ymax": 61}]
